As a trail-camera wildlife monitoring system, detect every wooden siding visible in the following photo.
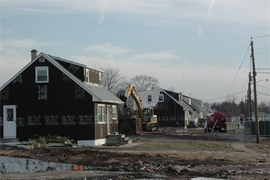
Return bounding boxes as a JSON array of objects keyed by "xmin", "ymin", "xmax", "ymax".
[
  {"xmin": 0, "ymin": 58, "xmax": 95, "ymax": 140},
  {"xmin": 85, "ymin": 68, "xmax": 102, "ymax": 85},
  {"xmin": 55, "ymin": 60, "xmax": 85, "ymax": 82},
  {"xmin": 93, "ymin": 104, "xmax": 118, "ymax": 139},
  {"xmin": 154, "ymin": 91, "xmax": 185, "ymax": 127}
]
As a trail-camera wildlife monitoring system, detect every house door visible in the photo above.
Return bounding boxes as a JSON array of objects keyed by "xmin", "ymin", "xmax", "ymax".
[{"xmin": 3, "ymin": 105, "xmax": 17, "ymax": 138}]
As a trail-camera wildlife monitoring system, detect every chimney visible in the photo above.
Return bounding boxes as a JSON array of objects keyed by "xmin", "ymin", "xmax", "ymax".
[
  {"xmin": 31, "ymin": 49, "xmax": 38, "ymax": 61},
  {"xmin": 178, "ymin": 92, "xmax": 182, "ymax": 102},
  {"xmin": 188, "ymin": 97, "xmax": 192, "ymax": 105}
]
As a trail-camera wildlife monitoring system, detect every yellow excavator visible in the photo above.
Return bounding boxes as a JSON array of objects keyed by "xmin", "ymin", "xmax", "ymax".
[{"xmin": 118, "ymin": 84, "xmax": 158, "ymax": 131}]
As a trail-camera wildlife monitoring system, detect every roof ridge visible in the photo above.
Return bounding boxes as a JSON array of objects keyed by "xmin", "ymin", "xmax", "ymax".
[{"xmin": 47, "ymin": 54, "xmax": 86, "ymax": 67}]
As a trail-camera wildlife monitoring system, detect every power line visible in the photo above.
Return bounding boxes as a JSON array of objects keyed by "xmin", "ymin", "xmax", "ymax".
[
  {"xmin": 257, "ymin": 92, "xmax": 270, "ymax": 97},
  {"xmin": 255, "ymin": 51, "xmax": 270, "ymax": 55},
  {"xmin": 204, "ymin": 90, "xmax": 247, "ymax": 102},
  {"xmin": 257, "ymin": 84, "xmax": 270, "ymax": 91},
  {"xmin": 239, "ymin": 78, "xmax": 248, "ymax": 92},
  {"xmin": 214, "ymin": 36, "xmax": 268, "ymax": 103},
  {"xmin": 257, "ymin": 72, "xmax": 270, "ymax": 74},
  {"xmin": 251, "ymin": 34, "xmax": 270, "ymax": 39},
  {"xmin": 226, "ymin": 43, "xmax": 250, "ymax": 98}
]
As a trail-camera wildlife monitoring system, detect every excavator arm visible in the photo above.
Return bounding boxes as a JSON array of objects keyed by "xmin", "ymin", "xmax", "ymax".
[
  {"xmin": 124, "ymin": 84, "xmax": 142, "ymax": 118},
  {"xmin": 118, "ymin": 84, "xmax": 158, "ymax": 132}
]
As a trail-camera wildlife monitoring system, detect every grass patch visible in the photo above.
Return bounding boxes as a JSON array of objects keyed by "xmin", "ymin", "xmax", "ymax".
[
  {"xmin": 137, "ymin": 141, "xmax": 231, "ymax": 151},
  {"xmin": 245, "ymin": 142, "xmax": 270, "ymax": 154}
]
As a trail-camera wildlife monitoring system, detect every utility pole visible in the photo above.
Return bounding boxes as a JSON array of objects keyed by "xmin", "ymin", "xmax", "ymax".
[
  {"xmin": 248, "ymin": 72, "xmax": 252, "ymax": 120},
  {"xmin": 250, "ymin": 39, "xmax": 260, "ymax": 143}
]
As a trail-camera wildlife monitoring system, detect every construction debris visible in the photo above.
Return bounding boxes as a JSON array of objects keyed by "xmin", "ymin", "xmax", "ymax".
[
  {"xmin": 1, "ymin": 129, "xmax": 269, "ymax": 179},
  {"xmin": 27, "ymin": 134, "xmax": 76, "ymax": 149}
]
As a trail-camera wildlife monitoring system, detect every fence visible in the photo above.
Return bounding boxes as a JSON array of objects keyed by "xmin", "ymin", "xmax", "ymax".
[{"xmin": 245, "ymin": 121, "xmax": 270, "ymax": 136}]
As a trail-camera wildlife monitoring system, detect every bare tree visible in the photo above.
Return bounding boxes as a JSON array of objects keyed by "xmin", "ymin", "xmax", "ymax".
[
  {"xmin": 258, "ymin": 102, "xmax": 270, "ymax": 113},
  {"xmin": 100, "ymin": 66, "xmax": 127, "ymax": 94},
  {"xmin": 130, "ymin": 75, "xmax": 160, "ymax": 92}
]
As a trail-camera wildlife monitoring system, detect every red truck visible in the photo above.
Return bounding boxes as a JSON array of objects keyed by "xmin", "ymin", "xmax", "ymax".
[{"xmin": 204, "ymin": 112, "xmax": 227, "ymax": 133}]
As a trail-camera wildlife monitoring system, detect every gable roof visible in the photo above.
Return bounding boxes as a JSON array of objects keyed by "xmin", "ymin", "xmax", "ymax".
[
  {"xmin": 161, "ymin": 90, "xmax": 193, "ymax": 112},
  {"xmin": 84, "ymin": 83, "xmax": 123, "ymax": 103},
  {"xmin": 48, "ymin": 54, "xmax": 86, "ymax": 68},
  {"xmin": 0, "ymin": 52, "xmax": 122, "ymax": 104},
  {"xmin": 182, "ymin": 95, "xmax": 213, "ymax": 114},
  {"xmin": 48, "ymin": 54, "xmax": 103, "ymax": 72},
  {"xmin": 139, "ymin": 89, "xmax": 193, "ymax": 112},
  {"xmin": 183, "ymin": 96, "xmax": 204, "ymax": 112}
]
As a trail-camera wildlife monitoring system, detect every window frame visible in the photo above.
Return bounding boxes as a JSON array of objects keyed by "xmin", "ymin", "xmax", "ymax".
[
  {"xmin": 97, "ymin": 104, "xmax": 106, "ymax": 124},
  {"xmin": 38, "ymin": 85, "xmax": 48, "ymax": 100},
  {"xmin": 112, "ymin": 105, "xmax": 117, "ymax": 120},
  {"xmin": 85, "ymin": 69, "xmax": 90, "ymax": 82},
  {"xmin": 158, "ymin": 94, "xmax": 164, "ymax": 102},
  {"xmin": 147, "ymin": 95, "xmax": 152, "ymax": 102},
  {"xmin": 35, "ymin": 66, "xmax": 49, "ymax": 83}
]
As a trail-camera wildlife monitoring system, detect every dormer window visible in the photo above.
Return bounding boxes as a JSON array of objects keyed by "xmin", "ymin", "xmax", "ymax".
[
  {"xmin": 158, "ymin": 94, "xmax": 164, "ymax": 102},
  {"xmin": 35, "ymin": 66, "xmax": 49, "ymax": 83}
]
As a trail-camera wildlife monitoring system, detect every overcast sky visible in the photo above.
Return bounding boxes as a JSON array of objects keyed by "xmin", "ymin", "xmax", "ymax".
[{"xmin": 0, "ymin": 0, "xmax": 269, "ymax": 103}]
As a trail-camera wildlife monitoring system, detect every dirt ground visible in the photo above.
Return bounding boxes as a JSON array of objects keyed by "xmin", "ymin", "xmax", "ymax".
[{"xmin": 1, "ymin": 127, "xmax": 270, "ymax": 180}]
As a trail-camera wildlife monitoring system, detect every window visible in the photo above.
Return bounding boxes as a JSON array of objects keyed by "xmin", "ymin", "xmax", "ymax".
[
  {"xmin": 85, "ymin": 69, "xmax": 89, "ymax": 82},
  {"xmin": 98, "ymin": 72, "xmax": 102, "ymax": 85},
  {"xmin": 36, "ymin": 67, "xmax": 49, "ymax": 83},
  {"xmin": 147, "ymin": 95, "xmax": 152, "ymax": 102},
  {"xmin": 38, "ymin": 85, "xmax": 48, "ymax": 100},
  {"xmin": 12, "ymin": 75, "xmax": 22, "ymax": 83},
  {"xmin": 97, "ymin": 104, "xmax": 105, "ymax": 123},
  {"xmin": 112, "ymin": 105, "xmax": 117, "ymax": 120},
  {"xmin": 75, "ymin": 85, "xmax": 85, "ymax": 99},
  {"xmin": 0, "ymin": 87, "xmax": 9, "ymax": 101},
  {"xmin": 158, "ymin": 94, "xmax": 164, "ymax": 102},
  {"xmin": 99, "ymin": 72, "xmax": 102, "ymax": 81},
  {"xmin": 6, "ymin": 108, "xmax": 14, "ymax": 121}
]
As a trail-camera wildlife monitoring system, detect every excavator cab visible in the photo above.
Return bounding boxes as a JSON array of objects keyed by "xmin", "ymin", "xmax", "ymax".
[
  {"xmin": 142, "ymin": 108, "xmax": 152, "ymax": 123},
  {"xmin": 142, "ymin": 108, "xmax": 158, "ymax": 131}
]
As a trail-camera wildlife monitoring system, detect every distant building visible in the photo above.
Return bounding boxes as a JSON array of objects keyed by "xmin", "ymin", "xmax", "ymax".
[
  {"xmin": 182, "ymin": 95, "xmax": 213, "ymax": 126},
  {"xmin": 138, "ymin": 89, "xmax": 194, "ymax": 128},
  {"xmin": 252, "ymin": 112, "xmax": 270, "ymax": 121},
  {"xmin": 138, "ymin": 89, "xmax": 214, "ymax": 128}
]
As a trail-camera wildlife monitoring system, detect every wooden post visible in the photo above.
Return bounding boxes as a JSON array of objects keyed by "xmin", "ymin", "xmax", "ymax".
[
  {"xmin": 250, "ymin": 39, "xmax": 260, "ymax": 143},
  {"xmin": 248, "ymin": 72, "xmax": 252, "ymax": 120}
]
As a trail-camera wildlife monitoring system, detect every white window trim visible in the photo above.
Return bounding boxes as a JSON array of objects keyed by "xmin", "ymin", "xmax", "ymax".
[
  {"xmin": 112, "ymin": 105, "xmax": 117, "ymax": 120},
  {"xmin": 158, "ymin": 94, "xmax": 164, "ymax": 102},
  {"xmin": 85, "ymin": 69, "xmax": 90, "ymax": 82},
  {"xmin": 99, "ymin": 72, "xmax": 102, "ymax": 81},
  {"xmin": 97, "ymin": 104, "xmax": 106, "ymax": 124},
  {"xmin": 35, "ymin": 66, "xmax": 49, "ymax": 83}
]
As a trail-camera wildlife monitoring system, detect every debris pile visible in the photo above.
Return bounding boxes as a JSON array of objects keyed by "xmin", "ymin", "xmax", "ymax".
[{"xmin": 27, "ymin": 134, "xmax": 76, "ymax": 149}]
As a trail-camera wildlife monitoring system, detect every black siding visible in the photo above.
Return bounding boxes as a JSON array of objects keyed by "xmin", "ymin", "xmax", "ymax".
[
  {"xmin": 155, "ymin": 91, "xmax": 185, "ymax": 127},
  {"xmin": 55, "ymin": 60, "xmax": 85, "ymax": 82},
  {"xmin": 0, "ymin": 58, "xmax": 95, "ymax": 140}
]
